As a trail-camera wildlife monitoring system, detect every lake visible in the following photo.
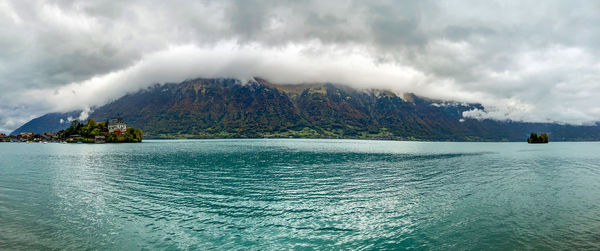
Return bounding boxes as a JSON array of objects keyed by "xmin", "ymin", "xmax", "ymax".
[{"xmin": 1, "ymin": 139, "xmax": 599, "ymax": 250}]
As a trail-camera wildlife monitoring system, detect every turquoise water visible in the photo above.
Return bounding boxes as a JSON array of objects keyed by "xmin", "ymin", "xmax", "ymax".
[{"xmin": 1, "ymin": 139, "xmax": 600, "ymax": 250}]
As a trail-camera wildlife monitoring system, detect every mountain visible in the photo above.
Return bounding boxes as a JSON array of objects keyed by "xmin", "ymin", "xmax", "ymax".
[
  {"xmin": 10, "ymin": 111, "xmax": 81, "ymax": 136},
  {"xmin": 12, "ymin": 78, "xmax": 600, "ymax": 141},
  {"xmin": 88, "ymin": 78, "xmax": 486, "ymax": 139}
]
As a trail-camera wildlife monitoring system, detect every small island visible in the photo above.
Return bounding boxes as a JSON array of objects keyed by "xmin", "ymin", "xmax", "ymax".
[
  {"xmin": 527, "ymin": 133, "xmax": 548, "ymax": 144},
  {"xmin": 58, "ymin": 117, "xmax": 143, "ymax": 143}
]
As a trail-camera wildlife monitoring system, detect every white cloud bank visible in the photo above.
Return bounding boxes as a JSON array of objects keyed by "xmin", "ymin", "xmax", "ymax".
[{"xmin": 1, "ymin": 0, "xmax": 600, "ymax": 132}]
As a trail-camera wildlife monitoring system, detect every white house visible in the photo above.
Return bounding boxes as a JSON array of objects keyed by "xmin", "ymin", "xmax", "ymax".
[{"xmin": 108, "ymin": 117, "xmax": 127, "ymax": 133}]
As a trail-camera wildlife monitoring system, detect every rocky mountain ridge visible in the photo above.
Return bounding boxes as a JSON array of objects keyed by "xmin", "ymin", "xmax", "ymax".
[{"xmin": 11, "ymin": 78, "xmax": 600, "ymax": 141}]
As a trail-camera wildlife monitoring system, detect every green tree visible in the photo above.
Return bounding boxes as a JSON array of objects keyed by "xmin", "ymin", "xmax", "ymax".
[
  {"xmin": 540, "ymin": 133, "xmax": 549, "ymax": 143},
  {"xmin": 528, "ymin": 132, "xmax": 548, "ymax": 143},
  {"xmin": 528, "ymin": 133, "xmax": 538, "ymax": 143},
  {"xmin": 59, "ymin": 120, "xmax": 82, "ymax": 140},
  {"xmin": 87, "ymin": 119, "xmax": 97, "ymax": 129},
  {"xmin": 90, "ymin": 128, "xmax": 101, "ymax": 137},
  {"xmin": 97, "ymin": 121, "xmax": 107, "ymax": 132}
]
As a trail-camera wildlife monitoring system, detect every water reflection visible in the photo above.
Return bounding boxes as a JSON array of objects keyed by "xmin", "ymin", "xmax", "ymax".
[{"xmin": 0, "ymin": 140, "xmax": 599, "ymax": 249}]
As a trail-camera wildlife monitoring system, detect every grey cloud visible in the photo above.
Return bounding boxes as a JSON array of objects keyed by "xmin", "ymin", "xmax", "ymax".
[{"xmin": 1, "ymin": 0, "xmax": 600, "ymax": 133}]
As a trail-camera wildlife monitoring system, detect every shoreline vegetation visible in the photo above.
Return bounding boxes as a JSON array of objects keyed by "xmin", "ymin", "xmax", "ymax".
[
  {"xmin": 0, "ymin": 124, "xmax": 563, "ymax": 143},
  {"xmin": 59, "ymin": 119, "xmax": 143, "ymax": 143},
  {"xmin": 0, "ymin": 133, "xmax": 592, "ymax": 143},
  {"xmin": 0, "ymin": 134, "xmax": 587, "ymax": 143},
  {"xmin": 142, "ymin": 129, "xmax": 510, "ymax": 142},
  {"xmin": 141, "ymin": 129, "xmax": 558, "ymax": 142}
]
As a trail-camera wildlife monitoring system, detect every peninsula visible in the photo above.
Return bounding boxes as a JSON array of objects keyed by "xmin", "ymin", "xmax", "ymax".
[{"xmin": 58, "ymin": 118, "xmax": 143, "ymax": 143}]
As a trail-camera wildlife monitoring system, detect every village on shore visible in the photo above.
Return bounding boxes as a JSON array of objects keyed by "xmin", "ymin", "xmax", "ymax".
[{"xmin": 0, "ymin": 117, "xmax": 143, "ymax": 144}]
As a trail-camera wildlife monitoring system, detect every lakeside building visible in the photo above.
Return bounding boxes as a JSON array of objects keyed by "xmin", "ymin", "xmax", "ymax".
[
  {"xmin": 20, "ymin": 132, "xmax": 34, "ymax": 138},
  {"xmin": 40, "ymin": 132, "xmax": 58, "ymax": 142},
  {"xmin": 0, "ymin": 132, "xmax": 61, "ymax": 143},
  {"xmin": 108, "ymin": 117, "xmax": 127, "ymax": 133},
  {"xmin": 17, "ymin": 132, "xmax": 34, "ymax": 141},
  {"xmin": 95, "ymin": 135, "xmax": 106, "ymax": 144}
]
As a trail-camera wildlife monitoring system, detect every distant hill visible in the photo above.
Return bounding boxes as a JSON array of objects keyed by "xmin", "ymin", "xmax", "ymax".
[
  {"xmin": 10, "ymin": 111, "xmax": 81, "ymax": 136},
  {"xmin": 12, "ymin": 78, "xmax": 600, "ymax": 141}
]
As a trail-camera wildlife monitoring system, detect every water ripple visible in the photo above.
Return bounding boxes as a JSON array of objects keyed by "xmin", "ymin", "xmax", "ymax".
[{"xmin": 1, "ymin": 140, "xmax": 600, "ymax": 250}]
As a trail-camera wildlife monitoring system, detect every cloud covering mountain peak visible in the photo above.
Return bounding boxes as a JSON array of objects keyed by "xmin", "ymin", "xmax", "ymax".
[{"xmin": 1, "ymin": 0, "xmax": 600, "ymax": 132}]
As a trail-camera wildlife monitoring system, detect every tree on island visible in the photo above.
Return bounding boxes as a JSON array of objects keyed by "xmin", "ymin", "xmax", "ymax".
[
  {"xmin": 528, "ymin": 133, "xmax": 549, "ymax": 143},
  {"xmin": 58, "ymin": 119, "xmax": 143, "ymax": 143}
]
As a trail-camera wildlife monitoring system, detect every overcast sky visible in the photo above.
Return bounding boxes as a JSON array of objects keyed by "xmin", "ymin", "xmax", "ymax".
[{"xmin": 1, "ymin": 0, "xmax": 600, "ymax": 133}]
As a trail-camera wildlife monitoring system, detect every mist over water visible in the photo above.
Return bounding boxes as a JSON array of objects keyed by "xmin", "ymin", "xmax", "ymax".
[{"xmin": 1, "ymin": 140, "xmax": 600, "ymax": 250}]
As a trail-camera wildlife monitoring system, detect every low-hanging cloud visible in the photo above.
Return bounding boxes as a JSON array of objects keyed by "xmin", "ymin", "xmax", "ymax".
[{"xmin": 1, "ymin": 0, "xmax": 600, "ymax": 132}]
